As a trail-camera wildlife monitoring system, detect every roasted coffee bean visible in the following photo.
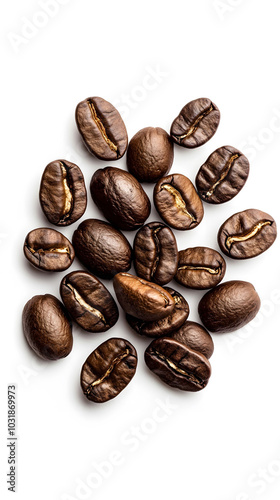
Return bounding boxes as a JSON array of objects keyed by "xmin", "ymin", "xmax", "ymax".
[
  {"xmin": 127, "ymin": 127, "xmax": 174, "ymax": 182},
  {"xmin": 126, "ymin": 287, "xmax": 189, "ymax": 338},
  {"xmin": 218, "ymin": 209, "xmax": 277, "ymax": 259},
  {"xmin": 80, "ymin": 338, "xmax": 137, "ymax": 403},
  {"xmin": 170, "ymin": 321, "xmax": 214, "ymax": 359},
  {"xmin": 154, "ymin": 174, "xmax": 204, "ymax": 230},
  {"xmin": 39, "ymin": 160, "xmax": 87, "ymax": 226},
  {"xmin": 22, "ymin": 294, "xmax": 73, "ymax": 360},
  {"xmin": 175, "ymin": 247, "xmax": 226, "ymax": 289},
  {"xmin": 60, "ymin": 271, "xmax": 119, "ymax": 332},
  {"xmin": 72, "ymin": 219, "xmax": 132, "ymax": 279},
  {"xmin": 170, "ymin": 98, "xmax": 220, "ymax": 148},
  {"xmin": 24, "ymin": 228, "xmax": 75, "ymax": 272},
  {"xmin": 198, "ymin": 280, "xmax": 261, "ymax": 333},
  {"xmin": 134, "ymin": 222, "xmax": 178, "ymax": 285},
  {"xmin": 195, "ymin": 146, "xmax": 249, "ymax": 204},
  {"xmin": 90, "ymin": 167, "xmax": 151, "ymax": 231},
  {"xmin": 145, "ymin": 337, "xmax": 211, "ymax": 391},
  {"xmin": 113, "ymin": 273, "xmax": 175, "ymax": 321},
  {"xmin": 75, "ymin": 97, "xmax": 128, "ymax": 160}
]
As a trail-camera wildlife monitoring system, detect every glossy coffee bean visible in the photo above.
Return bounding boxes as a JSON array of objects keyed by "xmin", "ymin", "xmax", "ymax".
[
  {"xmin": 39, "ymin": 160, "xmax": 87, "ymax": 226},
  {"xmin": 198, "ymin": 280, "xmax": 261, "ymax": 333},
  {"xmin": 134, "ymin": 222, "xmax": 178, "ymax": 286},
  {"xmin": 195, "ymin": 146, "xmax": 249, "ymax": 204},
  {"xmin": 145, "ymin": 337, "xmax": 211, "ymax": 391},
  {"xmin": 72, "ymin": 219, "xmax": 132, "ymax": 279},
  {"xmin": 175, "ymin": 247, "xmax": 226, "ymax": 289},
  {"xmin": 127, "ymin": 127, "xmax": 174, "ymax": 182},
  {"xmin": 80, "ymin": 338, "xmax": 137, "ymax": 403},
  {"xmin": 60, "ymin": 271, "xmax": 119, "ymax": 332},
  {"xmin": 170, "ymin": 98, "xmax": 220, "ymax": 148},
  {"xmin": 24, "ymin": 228, "xmax": 75, "ymax": 272},
  {"xmin": 218, "ymin": 209, "xmax": 277, "ymax": 260},
  {"xmin": 126, "ymin": 287, "xmax": 189, "ymax": 338},
  {"xmin": 113, "ymin": 273, "xmax": 175, "ymax": 322},
  {"xmin": 154, "ymin": 174, "xmax": 204, "ymax": 230},
  {"xmin": 22, "ymin": 294, "xmax": 73, "ymax": 360},
  {"xmin": 90, "ymin": 167, "xmax": 151, "ymax": 231},
  {"xmin": 75, "ymin": 97, "xmax": 128, "ymax": 160},
  {"xmin": 170, "ymin": 321, "xmax": 214, "ymax": 359}
]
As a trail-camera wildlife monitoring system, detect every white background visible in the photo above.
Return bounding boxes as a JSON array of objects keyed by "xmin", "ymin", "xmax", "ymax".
[{"xmin": 1, "ymin": 1, "xmax": 280, "ymax": 499}]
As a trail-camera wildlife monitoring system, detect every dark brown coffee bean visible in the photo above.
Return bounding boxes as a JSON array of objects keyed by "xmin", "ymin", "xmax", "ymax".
[
  {"xmin": 60, "ymin": 271, "xmax": 119, "ymax": 332},
  {"xmin": 24, "ymin": 228, "xmax": 75, "ymax": 272},
  {"xmin": 145, "ymin": 337, "xmax": 211, "ymax": 391},
  {"xmin": 22, "ymin": 294, "xmax": 73, "ymax": 360},
  {"xmin": 170, "ymin": 321, "xmax": 214, "ymax": 359},
  {"xmin": 195, "ymin": 146, "xmax": 249, "ymax": 204},
  {"xmin": 80, "ymin": 338, "xmax": 137, "ymax": 403},
  {"xmin": 175, "ymin": 247, "xmax": 226, "ymax": 289},
  {"xmin": 134, "ymin": 222, "xmax": 178, "ymax": 286},
  {"xmin": 75, "ymin": 97, "xmax": 128, "ymax": 160},
  {"xmin": 90, "ymin": 167, "xmax": 151, "ymax": 231},
  {"xmin": 154, "ymin": 174, "xmax": 204, "ymax": 230},
  {"xmin": 218, "ymin": 209, "xmax": 277, "ymax": 259},
  {"xmin": 113, "ymin": 273, "xmax": 175, "ymax": 321},
  {"xmin": 198, "ymin": 280, "xmax": 261, "ymax": 333},
  {"xmin": 170, "ymin": 98, "xmax": 220, "ymax": 148},
  {"xmin": 126, "ymin": 287, "xmax": 189, "ymax": 338},
  {"xmin": 127, "ymin": 127, "xmax": 174, "ymax": 182},
  {"xmin": 72, "ymin": 219, "xmax": 132, "ymax": 279},
  {"xmin": 39, "ymin": 160, "xmax": 87, "ymax": 226}
]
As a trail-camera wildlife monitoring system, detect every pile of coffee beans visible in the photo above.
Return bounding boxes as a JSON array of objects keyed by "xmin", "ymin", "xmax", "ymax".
[{"xmin": 22, "ymin": 96, "xmax": 277, "ymax": 403}]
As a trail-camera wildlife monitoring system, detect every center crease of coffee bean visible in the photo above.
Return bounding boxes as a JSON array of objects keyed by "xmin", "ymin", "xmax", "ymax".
[
  {"xmin": 27, "ymin": 246, "xmax": 71, "ymax": 258},
  {"xmin": 174, "ymin": 104, "xmax": 214, "ymax": 141},
  {"xmin": 160, "ymin": 184, "xmax": 196, "ymax": 222},
  {"xmin": 154, "ymin": 350, "xmax": 205, "ymax": 387},
  {"xmin": 225, "ymin": 220, "xmax": 273, "ymax": 250},
  {"xmin": 177, "ymin": 265, "xmax": 221, "ymax": 275},
  {"xmin": 151, "ymin": 227, "xmax": 162, "ymax": 277},
  {"xmin": 87, "ymin": 99, "xmax": 119, "ymax": 154},
  {"xmin": 60, "ymin": 162, "xmax": 73, "ymax": 222},
  {"xmin": 205, "ymin": 153, "xmax": 240, "ymax": 199},
  {"xmin": 85, "ymin": 349, "xmax": 130, "ymax": 394},
  {"xmin": 65, "ymin": 283, "xmax": 107, "ymax": 325}
]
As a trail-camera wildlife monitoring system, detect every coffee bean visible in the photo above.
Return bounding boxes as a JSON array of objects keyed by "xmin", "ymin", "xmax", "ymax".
[
  {"xmin": 113, "ymin": 273, "xmax": 175, "ymax": 321},
  {"xmin": 198, "ymin": 280, "xmax": 261, "ymax": 333},
  {"xmin": 170, "ymin": 98, "xmax": 220, "ymax": 148},
  {"xmin": 22, "ymin": 294, "xmax": 73, "ymax": 360},
  {"xmin": 195, "ymin": 146, "xmax": 249, "ymax": 204},
  {"xmin": 72, "ymin": 219, "xmax": 132, "ymax": 279},
  {"xmin": 134, "ymin": 222, "xmax": 178, "ymax": 285},
  {"xmin": 175, "ymin": 247, "xmax": 226, "ymax": 289},
  {"xmin": 60, "ymin": 271, "xmax": 119, "ymax": 332},
  {"xmin": 154, "ymin": 174, "xmax": 204, "ymax": 230},
  {"xmin": 24, "ymin": 228, "xmax": 75, "ymax": 272},
  {"xmin": 145, "ymin": 337, "xmax": 211, "ymax": 391},
  {"xmin": 75, "ymin": 97, "xmax": 128, "ymax": 160},
  {"xmin": 90, "ymin": 167, "xmax": 151, "ymax": 231},
  {"xmin": 126, "ymin": 287, "xmax": 189, "ymax": 338},
  {"xmin": 170, "ymin": 321, "xmax": 214, "ymax": 359},
  {"xmin": 80, "ymin": 338, "xmax": 137, "ymax": 403},
  {"xmin": 39, "ymin": 160, "xmax": 87, "ymax": 226},
  {"xmin": 218, "ymin": 209, "xmax": 277, "ymax": 259},
  {"xmin": 127, "ymin": 127, "xmax": 174, "ymax": 182}
]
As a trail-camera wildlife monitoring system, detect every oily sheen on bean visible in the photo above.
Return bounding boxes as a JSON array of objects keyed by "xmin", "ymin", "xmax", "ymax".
[
  {"xmin": 198, "ymin": 280, "xmax": 261, "ymax": 333},
  {"xmin": 170, "ymin": 321, "xmax": 214, "ymax": 359},
  {"xmin": 39, "ymin": 159, "xmax": 87, "ymax": 226},
  {"xmin": 175, "ymin": 247, "xmax": 226, "ymax": 289},
  {"xmin": 126, "ymin": 287, "xmax": 189, "ymax": 338},
  {"xmin": 24, "ymin": 228, "xmax": 75, "ymax": 272},
  {"xmin": 60, "ymin": 271, "xmax": 119, "ymax": 332},
  {"xmin": 80, "ymin": 338, "xmax": 137, "ymax": 403},
  {"xmin": 22, "ymin": 294, "xmax": 73, "ymax": 360},
  {"xmin": 75, "ymin": 97, "xmax": 128, "ymax": 160},
  {"xmin": 113, "ymin": 273, "xmax": 175, "ymax": 322}
]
